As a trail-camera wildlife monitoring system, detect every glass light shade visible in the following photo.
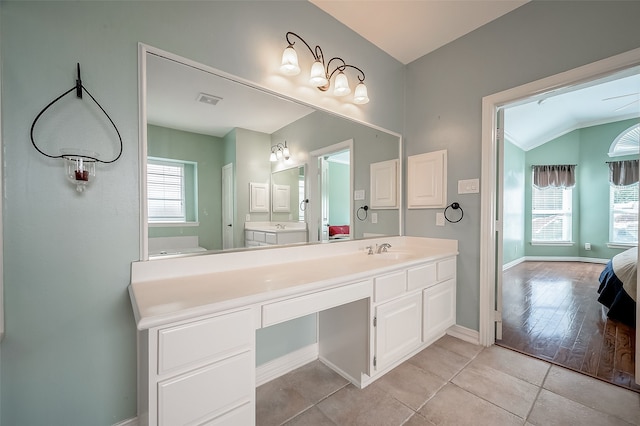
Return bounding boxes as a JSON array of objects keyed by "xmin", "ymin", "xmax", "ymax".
[
  {"xmin": 276, "ymin": 149, "xmax": 283, "ymax": 160},
  {"xmin": 309, "ymin": 61, "xmax": 328, "ymax": 87},
  {"xmin": 282, "ymin": 145, "xmax": 290, "ymax": 160},
  {"xmin": 270, "ymin": 151, "xmax": 277, "ymax": 162},
  {"xmin": 353, "ymin": 82, "xmax": 370, "ymax": 104},
  {"xmin": 333, "ymin": 72, "xmax": 351, "ymax": 97},
  {"xmin": 280, "ymin": 46, "xmax": 300, "ymax": 76}
]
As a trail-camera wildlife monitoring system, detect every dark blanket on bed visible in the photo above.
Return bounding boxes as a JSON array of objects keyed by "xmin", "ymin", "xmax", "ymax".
[{"xmin": 598, "ymin": 261, "xmax": 636, "ymax": 327}]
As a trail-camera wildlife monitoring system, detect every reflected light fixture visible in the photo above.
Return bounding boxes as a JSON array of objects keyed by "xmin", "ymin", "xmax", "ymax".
[
  {"xmin": 270, "ymin": 141, "xmax": 291, "ymax": 162},
  {"xmin": 280, "ymin": 32, "xmax": 369, "ymax": 105}
]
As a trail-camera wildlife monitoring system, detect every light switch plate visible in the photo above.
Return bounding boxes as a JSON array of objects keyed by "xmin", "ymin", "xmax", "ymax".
[
  {"xmin": 371, "ymin": 213, "xmax": 378, "ymax": 224},
  {"xmin": 458, "ymin": 178, "xmax": 480, "ymax": 194},
  {"xmin": 436, "ymin": 212, "xmax": 445, "ymax": 226},
  {"xmin": 354, "ymin": 189, "xmax": 365, "ymax": 200}
]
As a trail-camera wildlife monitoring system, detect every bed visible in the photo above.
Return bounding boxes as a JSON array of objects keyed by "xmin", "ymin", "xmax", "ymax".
[
  {"xmin": 597, "ymin": 247, "xmax": 637, "ymax": 327},
  {"xmin": 328, "ymin": 225, "xmax": 350, "ymax": 240}
]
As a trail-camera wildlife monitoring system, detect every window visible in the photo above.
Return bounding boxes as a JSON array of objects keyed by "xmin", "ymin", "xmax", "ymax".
[
  {"xmin": 531, "ymin": 186, "xmax": 572, "ymax": 242},
  {"xmin": 147, "ymin": 158, "xmax": 187, "ymax": 223},
  {"xmin": 610, "ymin": 183, "xmax": 638, "ymax": 244},
  {"xmin": 608, "ymin": 124, "xmax": 639, "ymax": 157}
]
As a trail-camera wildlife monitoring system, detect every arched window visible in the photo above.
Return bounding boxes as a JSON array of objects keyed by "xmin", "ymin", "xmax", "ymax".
[{"xmin": 608, "ymin": 123, "xmax": 640, "ymax": 157}]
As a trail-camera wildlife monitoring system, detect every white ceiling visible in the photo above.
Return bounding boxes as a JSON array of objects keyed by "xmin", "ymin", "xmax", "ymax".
[
  {"xmin": 146, "ymin": 2, "xmax": 640, "ymax": 150},
  {"xmin": 310, "ymin": 0, "xmax": 529, "ymax": 65}
]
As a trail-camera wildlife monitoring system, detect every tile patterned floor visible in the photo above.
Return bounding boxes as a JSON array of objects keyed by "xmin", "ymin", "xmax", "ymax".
[{"xmin": 256, "ymin": 335, "xmax": 640, "ymax": 426}]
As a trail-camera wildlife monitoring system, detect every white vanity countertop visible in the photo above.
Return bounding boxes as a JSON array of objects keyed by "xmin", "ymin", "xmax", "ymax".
[
  {"xmin": 129, "ymin": 236, "xmax": 458, "ymax": 330},
  {"xmin": 244, "ymin": 221, "xmax": 307, "ymax": 233}
]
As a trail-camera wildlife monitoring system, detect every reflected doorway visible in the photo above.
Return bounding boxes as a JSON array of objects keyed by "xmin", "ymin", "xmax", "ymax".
[{"xmin": 319, "ymin": 149, "xmax": 351, "ymax": 242}]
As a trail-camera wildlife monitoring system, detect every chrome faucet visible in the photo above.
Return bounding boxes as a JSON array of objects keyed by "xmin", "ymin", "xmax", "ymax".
[
  {"xmin": 376, "ymin": 243, "xmax": 392, "ymax": 253},
  {"xmin": 365, "ymin": 245, "xmax": 374, "ymax": 255}
]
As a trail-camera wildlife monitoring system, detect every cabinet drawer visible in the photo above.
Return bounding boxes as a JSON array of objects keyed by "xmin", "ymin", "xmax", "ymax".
[
  {"xmin": 374, "ymin": 270, "xmax": 406, "ymax": 303},
  {"xmin": 158, "ymin": 309, "xmax": 253, "ymax": 375},
  {"xmin": 245, "ymin": 230, "xmax": 254, "ymax": 241},
  {"xmin": 437, "ymin": 257, "xmax": 456, "ymax": 281},
  {"xmin": 253, "ymin": 231, "xmax": 266, "ymax": 242},
  {"xmin": 265, "ymin": 232, "xmax": 277, "ymax": 244},
  {"xmin": 407, "ymin": 263, "xmax": 436, "ymax": 291},
  {"xmin": 158, "ymin": 351, "xmax": 253, "ymax": 426},
  {"xmin": 262, "ymin": 280, "xmax": 371, "ymax": 327}
]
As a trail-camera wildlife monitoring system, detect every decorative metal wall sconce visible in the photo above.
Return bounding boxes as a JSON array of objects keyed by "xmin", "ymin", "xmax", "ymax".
[
  {"xmin": 270, "ymin": 141, "xmax": 291, "ymax": 162},
  {"xmin": 30, "ymin": 63, "xmax": 123, "ymax": 192},
  {"xmin": 280, "ymin": 32, "xmax": 369, "ymax": 105}
]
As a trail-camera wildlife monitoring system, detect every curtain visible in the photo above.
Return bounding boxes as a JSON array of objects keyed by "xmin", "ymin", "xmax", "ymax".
[
  {"xmin": 532, "ymin": 164, "xmax": 576, "ymax": 189},
  {"xmin": 608, "ymin": 159, "xmax": 639, "ymax": 186}
]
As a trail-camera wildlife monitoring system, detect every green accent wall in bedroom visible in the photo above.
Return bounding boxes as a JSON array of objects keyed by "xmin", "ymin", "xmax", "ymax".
[{"xmin": 514, "ymin": 118, "xmax": 639, "ymax": 260}]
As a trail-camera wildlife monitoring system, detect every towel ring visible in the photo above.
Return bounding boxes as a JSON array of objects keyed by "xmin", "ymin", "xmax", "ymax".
[
  {"xmin": 444, "ymin": 202, "xmax": 463, "ymax": 223},
  {"xmin": 357, "ymin": 205, "xmax": 369, "ymax": 221}
]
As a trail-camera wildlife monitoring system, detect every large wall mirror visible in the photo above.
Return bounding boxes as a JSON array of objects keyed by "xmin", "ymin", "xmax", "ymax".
[{"xmin": 139, "ymin": 44, "xmax": 402, "ymax": 260}]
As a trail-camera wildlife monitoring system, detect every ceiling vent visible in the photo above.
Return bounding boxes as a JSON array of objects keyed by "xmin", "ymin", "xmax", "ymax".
[{"xmin": 196, "ymin": 93, "xmax": 223, "ymax": 106}]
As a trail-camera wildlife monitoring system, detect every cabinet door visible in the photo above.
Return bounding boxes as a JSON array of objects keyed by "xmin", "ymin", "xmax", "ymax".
[
  {"xmin": 370, "ymin": 159, "xmax": 399, "ymax": 209},
  {"xmin": 423, "ymin": 279, "xmax": 456, "ymax": 344},
  {"xmin": 374, "ymin": 293, "xmax": 422, "ymax": 371},
  {"xmin": 407, "ymin": 150, "xmax": 447, "ymax": 208}
]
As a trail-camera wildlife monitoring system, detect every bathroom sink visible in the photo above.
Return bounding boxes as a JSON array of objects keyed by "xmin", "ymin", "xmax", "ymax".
[{"xmin": 372, "ymin": 251, "xmax": 415, "ymax": 261}]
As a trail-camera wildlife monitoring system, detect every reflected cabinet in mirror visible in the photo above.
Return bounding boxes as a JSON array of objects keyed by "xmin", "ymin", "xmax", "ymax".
[{"xmin": 140, "ymin": 44, "xmax": 402, "ymax": 260}]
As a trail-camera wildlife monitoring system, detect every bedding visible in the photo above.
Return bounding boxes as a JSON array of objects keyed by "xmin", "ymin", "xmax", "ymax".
[
  {"xmin": 597, "ymin": 247, "xmax": 637, "ymax": 327},
  {"xmin": 328, "ymin": 225, "xmax": 350, "ymax": 239}
]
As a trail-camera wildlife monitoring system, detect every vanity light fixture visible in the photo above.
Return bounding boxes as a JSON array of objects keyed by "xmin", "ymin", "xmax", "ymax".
[
  {"xmin": 280, "ymin": 31, "xmax": 369, "ymax": 105},
  {"xmin": 270, "ymin": 141, "xmax": 291, "ymax": 162},
  {"xmin": 30, "ymin": 63, "xmax": 123, "ymax": 192}
]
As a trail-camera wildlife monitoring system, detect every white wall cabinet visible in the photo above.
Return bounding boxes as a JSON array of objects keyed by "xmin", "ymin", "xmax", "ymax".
[
  {"xmin": 249, "ymin": 182, "xmax": 269, "ymax": 212},
  {"xmin": 272, "ymin": 184, "xmax": 291, "ymax": 213},
  {"xmin": 370, "ymin": 159, "xmax": 399, "ymax": 209},
  {"xmin": 407, "ymin": 150, "xmax": 447, "ymax": 208}
]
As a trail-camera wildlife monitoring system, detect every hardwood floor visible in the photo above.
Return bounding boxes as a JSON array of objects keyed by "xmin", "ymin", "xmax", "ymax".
[{"xmin": 497, "ymin": 261, "xmax": 640, "ymax": 393}]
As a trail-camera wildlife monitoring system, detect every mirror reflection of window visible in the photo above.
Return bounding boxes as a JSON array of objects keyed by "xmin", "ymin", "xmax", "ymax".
[{"xmin": 147, "ymin": 157, "xmax": 197, "ymax": 223}]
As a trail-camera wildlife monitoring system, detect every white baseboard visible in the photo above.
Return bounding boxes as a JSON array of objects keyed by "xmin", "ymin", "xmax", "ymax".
[
  {"xmin": 446, "ymin": 324, "xmax": 480, "ymax": 345},
  {"xmin": 113, "ymin": 417, "xmax": 138, "ymax": 426},
  {"xmin": 256, "ymin": 343, "xmax": 319, "ymax": 386},
  {"xmin": 503, "ymin": 256, "xmax": 608, "ymax": 271},
  {"xmin": 502, "ymin": 257, "xmax": 525, "ymax": 271}
]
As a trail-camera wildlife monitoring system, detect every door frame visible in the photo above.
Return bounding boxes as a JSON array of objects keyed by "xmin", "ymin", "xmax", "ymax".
[
  {"xmin": 479, "ymin": 48, "xmax": 640, "ymax": 353},
  {"xmin": 222, "ymin": 162, "xmax": 234, "ymax": 250}
]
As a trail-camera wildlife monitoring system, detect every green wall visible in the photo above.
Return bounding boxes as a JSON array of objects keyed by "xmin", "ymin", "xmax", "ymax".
[
  {"xmin": 404, "ymin": 1, "xmax": 640, "ymax": 331},
  {"xmin": 502, "ymin": 140, "xmax": 525, "ymax": 264},
  {"xmin": 147, "ymin": 124, "xmax": 224, "ymax": 251},
  {"xmin": 522, "ymin": 119, "xmax": 639, "ymax": 260},
  {"xmin": 328, "ymin": 161, "xmax": 350, "ymax": 226},
  {"xmin": 0, "ymin": 2, "xmax": 404, "ymax": 425}
]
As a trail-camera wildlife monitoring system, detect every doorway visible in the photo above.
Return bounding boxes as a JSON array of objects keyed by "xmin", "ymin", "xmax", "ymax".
[
  {"xmin": 480, "ymin": 48, "xmax": 640, "ymax": 384},
  {"xmin": 309, "ymin": 140, "xmax": 353, "ymax": 243}
]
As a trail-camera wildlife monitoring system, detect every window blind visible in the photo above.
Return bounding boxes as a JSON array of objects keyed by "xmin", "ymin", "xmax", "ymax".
[{"xmin": 148, "ymin": 160, "xmax": 186, "ymax": 222}]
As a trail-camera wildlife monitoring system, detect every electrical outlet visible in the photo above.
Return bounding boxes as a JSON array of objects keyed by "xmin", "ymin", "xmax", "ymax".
[
  {"xmin": 354, "ymin": 190, "xmax": 365, "ymax": 200},
  {"xmin": 246, "ymin": 214, "xmax": 251, "ymax": 221},
  {"xmin": 371, "ymin": 213, "xmax": 378, "ymax": 224},
  {"xmin": 436, "ymin": 212, "xmax": 445, "ymax": 226}
]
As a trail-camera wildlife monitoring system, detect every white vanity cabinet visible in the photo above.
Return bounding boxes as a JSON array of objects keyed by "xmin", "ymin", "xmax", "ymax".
[
  {"xmin": 370, "ymin": 255, "xmax": 456, "ymax": 375},
  {"xmin": 138, "ymin": 308, "xmax": 255, "ymax": 426}
]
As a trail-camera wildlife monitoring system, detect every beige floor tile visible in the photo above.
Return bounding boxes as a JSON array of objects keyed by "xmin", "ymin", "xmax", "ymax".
[
  {"xmin": 451, "ymin": 362, "xmax": 539, "ymax": 418},
  {"xmin": 543, "ymin": 365, "xmax": 640, "ymax": 425},
  {"xmin": 433, "ymin": 335, "xmax": 483, "ymax": 359},
  {"xmin": 473, "ymin": 345, "xmax": 550, "ymax": 386},
  {"xmin": 283, "ymin": 406, "xmax": 337, "ymax": 426},
  {"xmin": 407, "ymin": 344, "xmax": 471, "ymax": 381},
  {"xmin": 403, "ymin": 413, "xmax": 437, "ymax": 426},
  {"xmin": 256, "ymin": 377, "xmax": 313, "ymax": 426},
  {"xmin": 528, "ymin": 389, "xmax": 633, "ymax": 426},
  {"xmin": 369, "ymin": 360, "xmax": 447, "ymax": 410},
  {"xmin": 418, "ymin": 383, "xmax": 523, "ymax": 426},
  {"xmin": 316, "ymin": 383, "xmax": 414, "ymax": 426},
  {"xmin": 281, "ymin": 360, "xmax": 349, "ymax": 404}
]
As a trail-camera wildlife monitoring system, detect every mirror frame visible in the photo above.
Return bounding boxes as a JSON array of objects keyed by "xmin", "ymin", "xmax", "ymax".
[{"xmin": 138, "ymin": 43, "xmax": 403, "ymax": 261}]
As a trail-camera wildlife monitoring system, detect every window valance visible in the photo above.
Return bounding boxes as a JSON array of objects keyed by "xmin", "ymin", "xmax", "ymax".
[
  {"xmin": 608, "ymin": 159, "xmax": 639, "ymax": 187},
  {"xmin": 532, "ymin": 164, "xmax": 576, "ymax": 189}
]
